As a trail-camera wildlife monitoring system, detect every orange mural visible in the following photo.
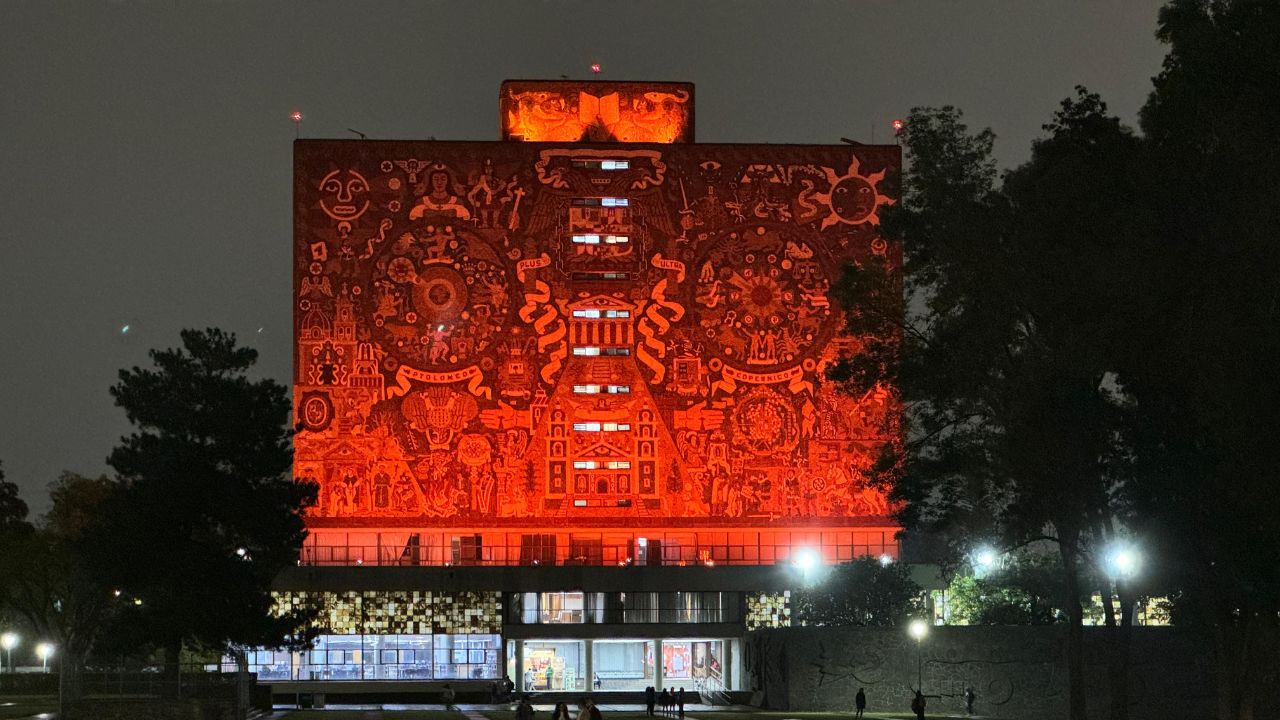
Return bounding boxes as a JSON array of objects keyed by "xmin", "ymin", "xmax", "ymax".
[
  {"xmin": 294, "ymin": 136, "xmax": 899, "ymax": 527},
  {"xmin": 501, "ymin": 81, "xmax": 694, "ymax": 143}
]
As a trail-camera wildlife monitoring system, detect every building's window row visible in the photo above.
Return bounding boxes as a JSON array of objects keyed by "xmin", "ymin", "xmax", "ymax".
[
  {"xmin": 572, "ymin": 234, "xmax": 630, "ymax": 245},
  {"xmin": 571, "ymin": 159, "xmax": 630, "ymax": 171},
  {"xmin": 572, "ymin": 422, "xmax": 632, "ymax": 432},
  {"xmin": 221, "ymin": 633, "xmax": 501, "ymax": 681},
  {"xmin": 509, "ymin": 591, "xmax": 741, "ymax": 625},
  {"xmin": 571, "ymin": 197, "xmax": 629, "ymax": 207},
  {"xmin": 571, "ymin": 272, "xmax": 632, "ymax": 281},
  {"xmin": 572, "ymin": 309, "xmax": 631, "ymax": 319},
  {"xmin": 572, "ymin": 461, "xmax": 631, "ymax": 470},
  {"xmin": 571, "ymin": 346, "xmax": 631, "ymax": 356},
  {"xmin": 510, "ymin": 638, "xmax": 733, "ymax": 693},
  {"xmin": 572, "ymin": 384, "xmax": 631, "ymax": 394}
]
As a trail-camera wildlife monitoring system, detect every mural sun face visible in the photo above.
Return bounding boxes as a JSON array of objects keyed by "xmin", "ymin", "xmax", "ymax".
[
  {"xmin": 319, "ymin": 169, "xmax": 371, "ymax": 222},
  {"xmin": 815, "ymin": 156, "xmax": 894, "ymax": 229}
]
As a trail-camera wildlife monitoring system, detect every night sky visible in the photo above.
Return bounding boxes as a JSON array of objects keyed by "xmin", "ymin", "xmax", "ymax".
[{"xmin": 0, "ymin": 1, "xmax": 1167, "ymax": 511}]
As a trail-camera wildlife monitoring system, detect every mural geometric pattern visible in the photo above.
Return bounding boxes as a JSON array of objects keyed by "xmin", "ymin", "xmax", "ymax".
[{"xmin": 294, "ymin": 139, "xmax": 900, "ymax": 528}]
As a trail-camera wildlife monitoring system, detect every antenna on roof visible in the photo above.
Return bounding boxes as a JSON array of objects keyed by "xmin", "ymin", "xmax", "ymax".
[{"xmin": 347, "ymin": 128, "xmax": 367, "ymax": 140}]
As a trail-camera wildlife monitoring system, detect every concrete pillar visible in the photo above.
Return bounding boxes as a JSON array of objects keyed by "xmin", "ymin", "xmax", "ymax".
[
  {"xmin": 653, "ymin": 639, "xmax": 664, "ymax": 692},
  {"xmin": 585, "ymin": 640, "xmax": 594, "ymax": 694},
  {"xmin": 514, "ymin": 640, "xmax": 525, "ymax": 693}
]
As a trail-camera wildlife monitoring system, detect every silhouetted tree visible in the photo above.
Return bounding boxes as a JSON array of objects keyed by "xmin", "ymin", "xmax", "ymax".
[
  {"xmin": 832, "ymin": 93, "xmax": 1148, "ymax": 720},
  {"xmin": 791, "ymin": 557, "xmax": 922, "ymax": 627},
  {"xmin": 95, "ymin": 328, "xmax": 317, "ymax": 677},
  {"xmin": 1120, "ymin": 2, "xmax": 1280, "ymax": 718}
]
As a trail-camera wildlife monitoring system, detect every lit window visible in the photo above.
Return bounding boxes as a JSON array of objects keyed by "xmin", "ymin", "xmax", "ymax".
[
  {"xmin": 573, "ymin": 310, "xmax": 601, "ymax": 319},
  {"xmin": 571, "ymin": 160, "xmax": 630, "ymax": 171},
  {"xmin": 607, "ymin": 385, "xmax": 630, "ymax": 394},
  {"xmin": 573, "ymin": 422, "xmax": 631, "ymax": 433},
  {"xmin": 574, "ymin": 461, "xmax": 600, "ymax": 469},
  {"xmin": 572, "ymin": 309, "xmax": 631, "ymax": 319},
  {"xmin": 571, "ymin": 271, "xmax": 631, "ymax": 281},
  {"xmin": 607, "ymin": 461, "xmax": 631, "ymax": 469},
  {"xmin": 571, "ymin": 197, "xmax": 629, "ymax": 207},
  {"xmin": 602, "ymin": 347, "xmax": 630, "ymax": 356},
  {"xmin": 573, "ymin": 347, "xmax": 601, "ymax": 356},
  {"xmin": 574, "ymin": 385, "xmax": 601, "ymax": 394},
  {"xmin": 572, "ymin": 234, "xmax": 601, "ymax": 245}
]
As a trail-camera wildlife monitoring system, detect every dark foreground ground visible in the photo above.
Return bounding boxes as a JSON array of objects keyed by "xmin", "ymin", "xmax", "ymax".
[{"xmin": 0, "ymin": 699, "xmax": 1008, "ymax": 720}]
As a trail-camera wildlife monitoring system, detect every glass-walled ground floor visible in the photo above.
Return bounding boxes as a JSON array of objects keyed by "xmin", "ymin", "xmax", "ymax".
[
  {"xmin": 224, "ymin": 633, "xmax": 502, "ymax": 681},
  {"xmin": 225, "ymin": 634, "xmax": 739, "ymax": 690},
  {"xmin": 506, "ymin": 638, "xmax": 739, "ymax": 693}
]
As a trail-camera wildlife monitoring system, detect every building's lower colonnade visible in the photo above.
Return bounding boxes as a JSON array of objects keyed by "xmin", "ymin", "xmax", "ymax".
[{"xmin": 243, "ymin": 563, "xmax": 831, "ymax": 696}]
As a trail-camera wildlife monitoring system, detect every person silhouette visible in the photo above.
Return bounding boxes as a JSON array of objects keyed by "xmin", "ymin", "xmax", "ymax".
[{"xmin": 854, "ymin": 687, "xmax": 866, "ymax": 718}]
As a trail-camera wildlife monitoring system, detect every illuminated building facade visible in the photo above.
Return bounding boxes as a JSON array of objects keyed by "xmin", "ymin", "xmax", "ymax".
[{"xmin": 269, "ymin": 80, "xmax": 901, "ymax": 696}]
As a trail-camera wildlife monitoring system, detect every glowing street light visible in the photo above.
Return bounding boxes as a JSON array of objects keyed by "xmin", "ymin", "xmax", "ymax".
[
  {"xmin": 1, "ymin": 632, "xmax": 19, "ymax": 674},
  {"xmin": 1105, "ymin": 545, "xmax": 1141, "ymax": 579},
  {"xmin": 878, "ymin": 553, "xmax": 894, "ymax": 567},
  {"xmin": 907, "ymin": 619, "xmax": 928, "ymax": 691},
  {"xmin": 36, "ymin": 642, "xmax": 54, "ymax": 673}
]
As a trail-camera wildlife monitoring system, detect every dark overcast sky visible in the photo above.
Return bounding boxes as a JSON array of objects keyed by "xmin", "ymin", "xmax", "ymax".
[{"xmin": 0, "ymin": 0, "xmax": 1168, "ymax": 511}]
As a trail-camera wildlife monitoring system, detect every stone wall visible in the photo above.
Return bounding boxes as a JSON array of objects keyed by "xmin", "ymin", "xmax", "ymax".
[{"xmin": 745, "ymin": 626, "xmax": 1276, "ymax": 720}]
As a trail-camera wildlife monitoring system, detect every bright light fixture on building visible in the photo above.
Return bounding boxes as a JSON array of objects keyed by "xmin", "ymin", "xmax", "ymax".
[
  {"xmin": 792, "ymin": 548, "xmax": 818, "ymax": 571},
  {"xmin": 908, "ymin": 618, "xmax": 929, "ymax": 641},
  {"xmin": 879, "ymin": 553, "xmax": 894, "ymax": 566}
]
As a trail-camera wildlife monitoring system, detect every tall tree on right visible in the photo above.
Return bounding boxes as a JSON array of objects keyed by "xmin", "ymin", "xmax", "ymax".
[
  {"xmin": 832, "ymin": 93, "xmax": 1148, "ymax": 720},
  {"xmin": 1123, "ymin": 1, "xmax": 1280, "ymax": 718}
]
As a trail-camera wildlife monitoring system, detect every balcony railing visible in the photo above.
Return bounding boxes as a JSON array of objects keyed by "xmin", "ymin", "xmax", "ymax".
[{"xmin": 297, "ymin": 536, "xmax": 896, "ymax": 568}]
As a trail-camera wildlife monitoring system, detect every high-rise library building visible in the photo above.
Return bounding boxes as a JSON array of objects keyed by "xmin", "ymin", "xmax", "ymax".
[{"xmin": 267, "ymin": 79, "xmax": 901, "ymax": 697}]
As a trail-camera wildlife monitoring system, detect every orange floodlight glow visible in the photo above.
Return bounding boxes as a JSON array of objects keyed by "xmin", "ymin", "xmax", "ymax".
[{"xmin": 292, "ymin": 82, "xmax": 903, "ymax": 568}]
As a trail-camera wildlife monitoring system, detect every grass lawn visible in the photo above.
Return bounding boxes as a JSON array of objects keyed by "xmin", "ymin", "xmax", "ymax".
[
  {"xmin": 0, "ymin": 697, "xmax": 57, "ymax": 719},
  {"xmin": 275, "ymin": 707, "xmax": 471, "ymax": 712}
]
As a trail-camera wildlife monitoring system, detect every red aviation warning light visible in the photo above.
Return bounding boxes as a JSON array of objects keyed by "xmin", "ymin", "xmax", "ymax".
[
  {"xmin": 891, "ymin": 118, "xmax": 905, "ymax": 134},
  {"xmin": 590, "ymin": 63, "xmax": 602, "ymax": 75},
  {"xmin": 290, "ymin": 111, "xmax": 303, "ymax": 123}
]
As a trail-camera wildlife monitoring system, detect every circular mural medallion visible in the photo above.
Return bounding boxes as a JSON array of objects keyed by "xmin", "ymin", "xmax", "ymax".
[
  {"xmin": 369, "ymin": 225, "xmax": 510, "ymax": 370},
  {"xmin": 691, "ymin": 223, "xmax": 835, "ymax": 371}
]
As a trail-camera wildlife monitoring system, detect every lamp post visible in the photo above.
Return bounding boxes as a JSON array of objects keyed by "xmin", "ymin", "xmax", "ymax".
[
  {"xmin": 36, "ymin": 643, "xmax": 54, "ymax": 673},
  {"xmin": 907, "ymin": 619, "xmax": 928, "ymax": 692},
  {"xmin": 1, "ymin": 632, "xmax": 19, "ymax": 674}
]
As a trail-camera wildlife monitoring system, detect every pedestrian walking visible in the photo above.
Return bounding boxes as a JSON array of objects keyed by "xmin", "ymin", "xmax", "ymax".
[
  {"xmin": 645, "ymin": 686, "xmax": 656, "ymax": 716},
  {"xmin": 442, "ymin": 683, "xmax": 457, "ymax": 711},
  {"xmin": 854, "ymin": 687, "xmax": 866, "ymax": 719},
  {"xmin": 677, "ymin": 687, "xmax": 686, "ymax": 719},
  {"xmin": 965, "ymin": 686, "xmax": 976, "ymax": 715},
  {"xmin": 911, "ymin": 690, "xmax": 926, "ymax": 720}
]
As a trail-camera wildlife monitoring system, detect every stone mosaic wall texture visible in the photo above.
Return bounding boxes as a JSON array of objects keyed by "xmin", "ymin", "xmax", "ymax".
[{"xmin": 273, "ymin": 590, "xmax": 501, "ymax": 635}]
